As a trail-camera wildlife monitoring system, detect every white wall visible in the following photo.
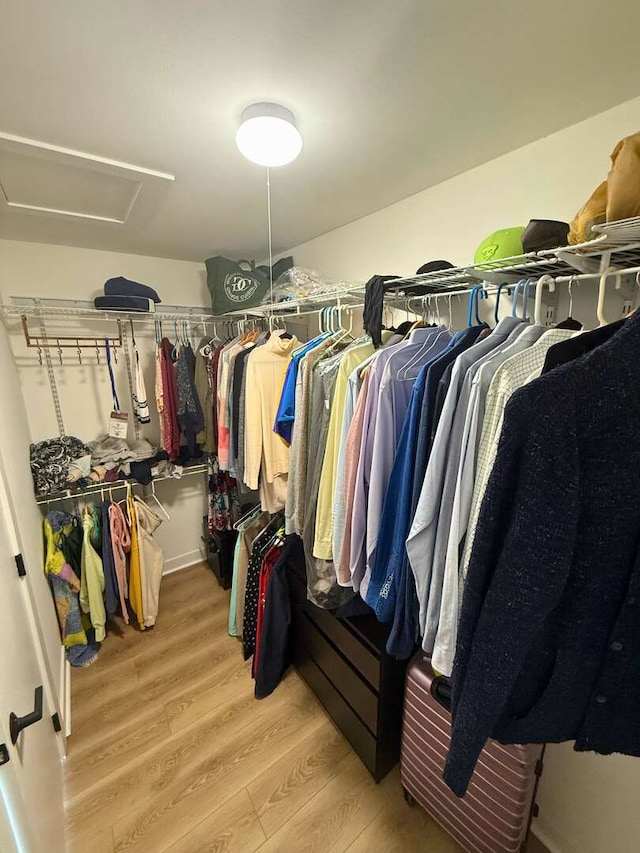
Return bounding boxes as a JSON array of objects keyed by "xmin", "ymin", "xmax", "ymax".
[
  {"xmin": 282, "ymin": 96, "xmax": 640, "ymax": 284},
  {"xmin": 0, "ymin": 239, "xmax": 211, "ymax": 572},
  {"xmin": 281, "ymin": 96, "xmax": 640, "ymax": 853}
]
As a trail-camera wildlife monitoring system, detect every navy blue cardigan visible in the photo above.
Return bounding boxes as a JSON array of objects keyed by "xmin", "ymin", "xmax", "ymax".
[{"xmin": 444, "ymin": 310, "xmax": 640, "ymax": 796}]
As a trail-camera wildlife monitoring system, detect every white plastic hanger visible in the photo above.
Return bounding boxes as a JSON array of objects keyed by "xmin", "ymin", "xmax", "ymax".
[
  {"xmin": 597, "ymin": 267, "xmax": 621, "ymax": 327},
  {"xmin": 533, "ymin": 275, "xmax": 556, "ymax": 326},
  {"xmin": 145, "ymin": 480, "xmax": 171, "ymax": 521}
]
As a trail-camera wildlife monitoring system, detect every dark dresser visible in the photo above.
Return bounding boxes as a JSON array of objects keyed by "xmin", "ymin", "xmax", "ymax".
[{"xmin": 287, "ymin": 556, "xmax": 409, "ymax": 782}]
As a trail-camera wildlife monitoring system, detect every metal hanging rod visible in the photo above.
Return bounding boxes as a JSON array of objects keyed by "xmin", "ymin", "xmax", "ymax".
[{"xmin": 35, "ymin": 462, "xmax": 208, "ymax": 506}]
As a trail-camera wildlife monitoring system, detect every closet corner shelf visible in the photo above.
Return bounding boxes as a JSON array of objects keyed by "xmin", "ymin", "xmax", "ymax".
[
  {"xmin": 35, "ymin": 462, "xmax": 208, "ymax": 506},
  {"xmin": 384, "ymin": 218, "xmax": 640, "ymax": 295}
]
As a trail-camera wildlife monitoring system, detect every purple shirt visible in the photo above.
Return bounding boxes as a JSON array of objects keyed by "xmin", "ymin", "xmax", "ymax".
[{"xmin": 350, "ymin": 328, "xmax": 452, "ymax": 596}]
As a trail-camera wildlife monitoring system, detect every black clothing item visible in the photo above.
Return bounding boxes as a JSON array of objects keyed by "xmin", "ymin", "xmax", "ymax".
[
  {"xmin": 242, "ymin": 516, "xmax": 283, "ymax": 660},
  {"xmin": 542, "ymin": 319, "xmax": 624, "ymax": 373},
  {"xmin": 405, "ymin": 260, "xmax": 456, "ymax": 295},
  {"xmin": 445, "ymin": 311, "xmax": 640, "ymax": 796},
  {"xmin": 395, "ymin": 321, "xmax": 415, "ymax": 337},
  {"xmin": 255, "ymin": 535, "xmax": 309, "ymax": 699},
  {"xmin": 175, "ymin": 344, "xmax": 205, "ymax": 460},
  {"xmin": 555, "ymin": 316, "xmax": 583, "ymax": 331},
  {"xmin": 59, "ymin": 522, "xmax": 83, "ymax": 578},
  {"xmin": 242, "ymin": 548, "xmax": 263, "ymax": 661},
  {"xmin": 94, "ymin": 295, "xmax": 154, "ymax": 312},
  {"xmin": 101, "ymin": 501, "xmax": 120, "ymax": 616},
  {"xmin": 522, "ymin": 219, "xmax": 570, "ymax": 253},
  {"xmin": 363, "ymin": 275, "xmax": 400, "ymax": 348},
  {"xmin": 30, "ymin": 436, "xmax": 90, "ymax": 496}
]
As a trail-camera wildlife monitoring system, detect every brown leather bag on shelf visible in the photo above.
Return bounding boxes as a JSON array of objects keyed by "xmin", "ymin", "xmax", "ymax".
[{"xmin": 569, "ymin": 131, "xmax": 640, "ymax": 244}]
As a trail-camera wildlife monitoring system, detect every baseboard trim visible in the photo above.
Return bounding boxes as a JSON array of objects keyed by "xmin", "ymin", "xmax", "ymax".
[
  {"xmin": 60, "ymin": 647, "xmax": 71, "ymax": 743},
  {"xmin": 163, "ymin": 547, "xmax": 208, "ymax": 575},
  {"xmin": 533, "ymin": 816, "xmax": 582, "ymax": 853}
]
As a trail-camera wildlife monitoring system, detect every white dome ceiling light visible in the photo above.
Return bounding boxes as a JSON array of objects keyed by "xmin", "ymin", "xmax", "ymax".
[{"xmin": 236, "ymin": 103, "xmax": 302, "ymax": 168}]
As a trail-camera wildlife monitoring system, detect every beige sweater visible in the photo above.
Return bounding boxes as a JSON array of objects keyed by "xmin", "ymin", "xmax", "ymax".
[{"xmin": 243, "ymin": 331, "xmax": 298, "ymax": 499}]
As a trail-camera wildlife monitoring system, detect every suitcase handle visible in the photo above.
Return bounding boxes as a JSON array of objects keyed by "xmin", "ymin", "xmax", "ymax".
[{"xmin": 430, "ymin": 675, "xmax": 452, "ymax": 712}]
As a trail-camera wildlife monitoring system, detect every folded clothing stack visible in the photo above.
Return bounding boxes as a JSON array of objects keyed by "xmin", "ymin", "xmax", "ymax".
[
  {"xmin": 30, "ymin": 436, "xmax": 91, "ymax": 496},
  {"xmin": 94, "ymin": 276, "xmax": 162, "ymax": 313}
]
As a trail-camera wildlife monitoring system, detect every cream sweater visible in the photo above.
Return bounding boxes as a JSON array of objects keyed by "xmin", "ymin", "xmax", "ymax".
[{"xmin": 243, "ymin": 331, "xmax": 298, "ymax": 500}]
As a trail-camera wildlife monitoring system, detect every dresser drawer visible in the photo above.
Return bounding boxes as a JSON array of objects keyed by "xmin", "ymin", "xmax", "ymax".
[
  {"xmin": 293, "ymin": 645, "xmax": 379, "ymax": 778},
  {"xmin": 292, "ymin": 607, "xmax": 379, "ymax": 734},
  {"xmin": 288, "ymin": 572, "xmax": 381, "ymax": 691}
]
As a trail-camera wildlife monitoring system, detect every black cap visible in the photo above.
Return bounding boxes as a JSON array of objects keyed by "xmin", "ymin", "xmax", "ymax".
[
  {"xmin": 522, "ymin": 220, "xmax": 570, "ymax": 253},
  {"xmin": 415, "ymin": 260, "xmax": 456, "ymax": 276}
]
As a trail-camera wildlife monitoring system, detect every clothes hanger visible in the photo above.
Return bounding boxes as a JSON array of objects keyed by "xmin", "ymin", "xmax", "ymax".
[
  {"xmin": 533, "ymin": 275, "xmax": 556, "ymax": 326},
  {"xmin": 233, "ymin": 503, "xmax": 263, "ymax": 531},
  {"xmin": 494, "ymin": 282, "xmax": 511, "ymax": 324},
  {"xmin": 555, "ymin": 276, "xmax": 582, "ymax": 330},
  {"xmin": 597, "ymin": 267, "xmax": 620, "ymax": 326},
  {"xmin": 511, "ymin": 280, "xmax": 525, "ymax": 318},
  {"xmin": 398, "ymin": 317, "xmax": 449, "ymax": 379},
  {"xmin": 521, "ymin": 278, "xmax": 537, "ymax": 322},
  {"xmin": 474, "ymin": 286, "xmax": 487, "ymax": 325},
  {"xmin": 467, "ymin": 286, "xmax": 481, "ymax": 327},
  {"xmin": 143, "ymin": 480, "xmax": 171, "ymax": 521}
]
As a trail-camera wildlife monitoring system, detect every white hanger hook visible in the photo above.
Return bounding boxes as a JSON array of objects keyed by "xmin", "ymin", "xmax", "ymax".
[
  {"xmin": 534, "ymin": 274, "xmax": 554, "ymax": 326},
  {"xmin": 597, "ymin": 267, "xmax": 618, "ymax": 327}
]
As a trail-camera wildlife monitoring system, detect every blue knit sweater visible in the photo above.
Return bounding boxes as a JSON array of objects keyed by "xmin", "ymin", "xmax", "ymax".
[{"xmin": 444, "ymin": 310, "xmax": 640, "ymax": 796}]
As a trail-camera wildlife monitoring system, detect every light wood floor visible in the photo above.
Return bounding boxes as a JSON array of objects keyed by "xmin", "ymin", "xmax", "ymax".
[{"xmin": 64, "ymin": 562, "xmax": 545, "ymax": 853}]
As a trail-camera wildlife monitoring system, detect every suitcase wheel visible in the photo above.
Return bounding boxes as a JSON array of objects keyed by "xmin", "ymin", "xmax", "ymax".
[{"xmin": 403, "ymin": 788, "xmax": 415, "ymax": 807}]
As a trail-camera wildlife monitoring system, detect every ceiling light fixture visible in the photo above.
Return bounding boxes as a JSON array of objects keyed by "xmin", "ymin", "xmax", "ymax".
[{"xmin": 236, "ymin": 103, "xmax": 302, "ymax": 168}]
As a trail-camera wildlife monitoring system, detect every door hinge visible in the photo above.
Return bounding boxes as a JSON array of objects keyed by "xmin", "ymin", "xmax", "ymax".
[
  {"xmin": 15, "ymin": 553, "xmax": 26, "ymax": 577},
  {"xmin": 532, "ymin": 802, "xmax": 540, "ymax": 818},
  {"xmin": 51, "ymin": 713, "xmax": 62, "ymax": 733},
  {"xmin": 0, "ymin": 743, "xmax": 9, "ymax": 766}
]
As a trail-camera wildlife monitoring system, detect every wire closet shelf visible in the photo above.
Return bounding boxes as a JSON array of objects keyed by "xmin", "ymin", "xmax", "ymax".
[{"xmin": 3, "ymin": 218, "xmax": 640, "ymax": 326}]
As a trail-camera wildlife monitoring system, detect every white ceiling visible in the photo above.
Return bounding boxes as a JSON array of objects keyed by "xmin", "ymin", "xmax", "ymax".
[{"xmin": 1, "ymin": 0, "xmax": 640, "ymax": 263}]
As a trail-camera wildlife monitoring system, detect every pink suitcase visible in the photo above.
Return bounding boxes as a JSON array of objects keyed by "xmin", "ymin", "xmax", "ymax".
[{"xmin": 401, "ymin": 653, "xmax": 544, "ymax": 853}]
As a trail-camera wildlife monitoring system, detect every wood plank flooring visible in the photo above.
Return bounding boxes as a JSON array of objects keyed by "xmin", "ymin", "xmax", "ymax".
[{"xmin": 64, "ymin": 562, "xmax": 542, "ymax": 853}]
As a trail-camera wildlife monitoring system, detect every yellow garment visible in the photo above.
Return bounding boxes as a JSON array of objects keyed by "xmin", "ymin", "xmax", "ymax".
[
  {"xmin": 127, "ymin": 495, "xmax": 145, "ymax": 629},
  {"xmin": 313, "ymin": 339, "xmax": 377, "ymax": 559},
  {"xmin": 79, "ymin": 509, "xmax": 106, "ymax": 642}
]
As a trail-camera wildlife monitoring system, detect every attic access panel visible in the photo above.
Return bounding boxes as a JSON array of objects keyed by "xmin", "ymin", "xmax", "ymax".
[{"xmin": 0, "ymin": 131, "xmax": 174, "ymax": 223}]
